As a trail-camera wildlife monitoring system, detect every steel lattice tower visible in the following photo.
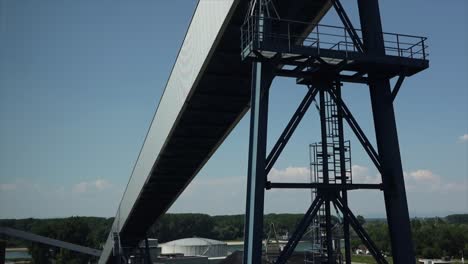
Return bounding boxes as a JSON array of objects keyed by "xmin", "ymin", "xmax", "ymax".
[{"xmin": 242, "ymin": 0, "xmax": 429, "ymax": 263}]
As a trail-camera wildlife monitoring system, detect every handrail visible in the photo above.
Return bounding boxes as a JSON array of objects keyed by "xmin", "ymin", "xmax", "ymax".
[{"xmin": 241, "ymin": 16, "xmax": 429, "ymax": 60}]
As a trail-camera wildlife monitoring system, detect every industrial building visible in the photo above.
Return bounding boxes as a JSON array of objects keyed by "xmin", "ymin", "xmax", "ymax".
[{"xmin": 160, "ymin": 238, "xmax": 227, "ymax": 259}]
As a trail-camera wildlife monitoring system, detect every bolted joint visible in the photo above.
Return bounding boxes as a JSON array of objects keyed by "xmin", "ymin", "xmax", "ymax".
[
  {"xmin": 265, "ymin": 181, "xmax": 272, "ymax": 190},
  {"xmin": 316, "ymin": 187, "xmax": 339, "ymax": 200}
]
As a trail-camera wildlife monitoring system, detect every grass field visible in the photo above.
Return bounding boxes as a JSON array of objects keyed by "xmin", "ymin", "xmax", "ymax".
[
  {"xmin": 351, "ymin": 255, "xmax": 394, "ymax": 264},
  {"xmin": 351, "ymin": 255, "xmax": 464, "ymax": 264}
]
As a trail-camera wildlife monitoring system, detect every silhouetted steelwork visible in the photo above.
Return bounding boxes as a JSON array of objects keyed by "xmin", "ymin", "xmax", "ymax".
[
  {"xmin": 242, "ymin": 0, "xmax": 428, "ymax": 263},
  {"xmin": 144, "ymin": 238, "xmax": 152, "ymax": 264},
  {"xmin": 99, "ymin": 0, "xmax": 428, "ymax": 263},
  {"xmin": 357, "ymin": 0, "xmax": 418, "ymax": 261},
  {"xmin": 100, "ymin": 1, "xmax": 333, "ymax": 263},
  {"xmin": 307, "ymin": 87, "xmax": 353, "ymax": 262},
  {"xmin": 0, "ymin": 240, "xmax": 5, "ymax": 264}
]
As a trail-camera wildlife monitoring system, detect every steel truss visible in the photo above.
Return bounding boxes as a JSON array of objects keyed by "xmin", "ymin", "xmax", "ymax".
[
  {"xmin": 267, "ymin": 84, "xmax": 387, "ymax": 264},
  {"xmin": 244, "ymin": 68, "xmax": 390, "ymax": 264},
  {"xmin": 274, "ymin": 192, "xmax": 390, "ymax": 264},
  {"xmin": 242, "ymin": 0, "xmax": 428, "ymax": 263}
]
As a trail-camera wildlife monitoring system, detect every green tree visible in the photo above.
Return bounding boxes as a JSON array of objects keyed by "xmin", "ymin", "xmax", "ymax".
[
  {"xmin": 148, "ymin": 214, "xmax": 215, "ymax": 242},
  {"xmin": 29, "ymin": 222, "xmax": 57, "ymax": 264},
  {"xmin": 53, "ymin": 217, "xmax": 93, "ymax": 264}
]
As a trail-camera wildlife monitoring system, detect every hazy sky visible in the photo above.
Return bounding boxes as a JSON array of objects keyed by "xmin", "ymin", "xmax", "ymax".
[{"xmin": 1, "ymin": 0, "xmax": 467, "ymax": 219}]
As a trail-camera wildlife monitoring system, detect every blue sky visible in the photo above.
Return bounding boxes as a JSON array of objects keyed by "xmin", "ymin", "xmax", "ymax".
[{"xmin": 0, "ymin": 0, "xmax": 467, "ymax": 219}]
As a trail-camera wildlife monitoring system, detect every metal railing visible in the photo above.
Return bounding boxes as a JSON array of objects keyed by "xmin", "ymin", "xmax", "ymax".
[{"xmin": 241, "ymin": 16, "xmax": 428, "ymax": 60}]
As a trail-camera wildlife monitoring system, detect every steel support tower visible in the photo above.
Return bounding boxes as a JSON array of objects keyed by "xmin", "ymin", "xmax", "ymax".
[{"xmin": 242, "ymin": 0, "xmax": 429, "ymax": 263}]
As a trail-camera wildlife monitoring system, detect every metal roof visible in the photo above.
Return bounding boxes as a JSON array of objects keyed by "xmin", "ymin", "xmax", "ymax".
[{"xmin": 161, "ymin": 238, "xmax": 227, "ymax": 247}]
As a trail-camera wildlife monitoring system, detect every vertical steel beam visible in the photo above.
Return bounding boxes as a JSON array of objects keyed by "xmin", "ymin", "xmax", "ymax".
[
  {"xmin": 0, "ymin": 240, "xmax": 5, "ymax": 264},
  {"xmin": 357, "ymin": 0, "xmax": 415, "ymax": 262},
  {"xmin": 113, "ymin": 232, "xmax": 122, "ymax": 264},
  {"xmin": 324, "ymin": 200, "xmax": 333, "ymax": 263},
  {"xmin": 243, "ymin": 60, "xmax": 273, "ymax": 264},
  {"xmin": 335, "ymin": 83, "xmax": 351, "ymax": 264},
  {"xmin": 244, "ymin": 6, "xmax": 274, "ymax": 264},
  {"xmin": 319, "ymin": 88, "xmax": 330, "ymax": 186},
  {"xmin": 144, "ymin": 237, "xmax": 152, "ymax": 264},
  {"xmin": 319, "ymin": 88, "xmax": 333, "ymax": 264}
]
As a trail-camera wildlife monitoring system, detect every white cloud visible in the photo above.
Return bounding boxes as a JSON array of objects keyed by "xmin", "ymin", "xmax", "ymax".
[
  {"xmin": 0, "ymin": 179, "xmax": 98, "ymax": 195},
  {"xmin": 408, "ymin": 169, "xmax": 440, "ymax": 184},
  {"xmin": 441, "ymin": 182, "xmax": 467, "ymax": 192},
  {"xmin": 0, "ymin": 179, "xmax": 39, "ymax": 192},
  {"xmin": 94, "ymin": 179, "xmax": 112, "ymax": 190},
  {"xmin": 405, "ymin": 169, "xmax": 467, "ymax": 193},
  {"xmin": 352, "ymin": 165, "xmax": 380, "ymax": 184},
  {"xmin": 267, "ymin": 165, "xmax": 385, "ymax": 184},
  {"xmin": 268, "ymin": 166, "xmax": 310, "ymax": 182},
  {"xmin": 405, "ymin": 169, "xmax": 441, "ymax": 191},
  {"xmin": 0, "ymin": 183, "xmax": 17, "ymax": 191},
  {"xmin": 72, "ymin": 179, "xmax": 112, "ymax": 193},
  {"xmin": 346, "ymin": 166, "xmax": 465, "ymax": 193},
  {"xmin": 171, "ymin": 169, "xmax": 313, "ymax": 215},
  {"xmin": 170, "ymin": 175, "xmax": 247, "ymax": 214},
  {"xmin": 0, "ymin": 178, "xmax": 122, "ymax": 218},
  {"xmin": 459, "ymin": 134, "xmax": 468, "ymax": 142},
  {"xmin": 72, "ymin": 182, "xmax": 89, "ymax": 193}
]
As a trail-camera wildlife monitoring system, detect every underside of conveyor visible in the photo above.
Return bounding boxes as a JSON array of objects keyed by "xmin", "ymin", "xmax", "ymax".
[{"xmin": 122, "ymin": 0, "xmax": 331, "ymax": 243}]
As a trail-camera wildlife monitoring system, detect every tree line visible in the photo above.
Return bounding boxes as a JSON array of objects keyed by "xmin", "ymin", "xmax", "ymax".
[
  {"xmin": 0, "ymin": 217, "xmax": 113, "ymax": 264},
  {"xmin": 352, "ymin": 216, "xmax": 468, "ymax": 259},
  {"xmin": 1, "ymin": 214, "xmax": 466, "ymax": 263}
]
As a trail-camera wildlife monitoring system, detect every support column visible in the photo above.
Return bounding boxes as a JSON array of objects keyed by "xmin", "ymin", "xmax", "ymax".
[
  {"xmin": 243, "ymin": 61, "xmax": 272, "ymax": 264},
  {"xmin": 357, "ymin": 0, "xmax": 415, "ymax": 262},
  {"xmin": 0, "ymin": 240, "xmax": 5, "ymax": 264},
  {"xmin": 144, "ymin": 237, "xmax": 152, "ymax": 264},
  {"xmin": 319, "ymin": 88, "xmax": 333, "ymax": 264},
  {"xmin": 336, "ymin": 83, "xmax": 351, "ymax": 264},
  {"xmin": 113, "ymin": 232, "xmax": 122, "ymax": 264}
]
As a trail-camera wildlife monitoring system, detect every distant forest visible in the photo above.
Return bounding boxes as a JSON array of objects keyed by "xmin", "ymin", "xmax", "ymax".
[{"xmin": 1, "ymin": 213, "xmax": 467, "ymax": 263}]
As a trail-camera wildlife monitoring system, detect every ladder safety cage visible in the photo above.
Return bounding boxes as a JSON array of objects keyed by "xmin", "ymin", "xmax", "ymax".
[{"xmin": 308, "ymin": 90, "xmax": 353, "ymax": 262}]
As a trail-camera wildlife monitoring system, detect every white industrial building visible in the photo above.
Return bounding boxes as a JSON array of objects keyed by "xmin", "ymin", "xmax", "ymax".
[{"xmin": 159, "ymin": 238, "xmax": 228, "ymax": 258}]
